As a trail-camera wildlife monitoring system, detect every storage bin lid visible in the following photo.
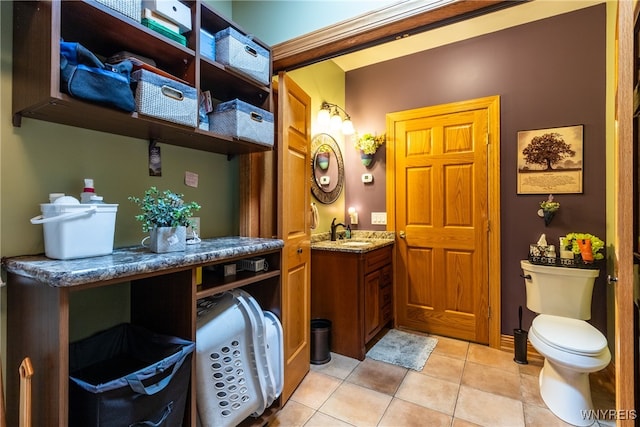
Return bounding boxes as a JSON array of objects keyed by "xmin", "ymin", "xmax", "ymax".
[
  {"xmin": 213, "ymin": 99, "xmax": 273, "ymax": 122},
  {"xmin": 214, "ymin": 27, "xmax": 268, "ymax": 57}
]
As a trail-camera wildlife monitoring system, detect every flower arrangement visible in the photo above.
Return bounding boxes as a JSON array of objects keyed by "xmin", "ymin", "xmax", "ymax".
[
  {"xmin": 539, "ymin": 195, "xmax": 560, "ymax": 213},
  {"xmin": 354, "ymin": 133, "xmax": 386, "ymax": 155},
  {"xmin": 129, "ymin": 187, "xmax": 201, "ymax": 233},
  {"xmin": 561, "ymin": 233, "xmax": 605, "ymax": 261}
]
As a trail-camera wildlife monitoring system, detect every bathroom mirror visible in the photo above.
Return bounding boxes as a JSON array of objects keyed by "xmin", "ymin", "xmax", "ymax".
[{"xmin": 311, "ymin": 133, "xmax": 344, "ymax": 204}]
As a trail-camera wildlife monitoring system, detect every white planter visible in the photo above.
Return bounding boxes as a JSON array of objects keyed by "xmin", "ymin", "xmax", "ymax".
[{"xmin": 149, "ymin": 226, "xmax": 186, "ymax": 253}]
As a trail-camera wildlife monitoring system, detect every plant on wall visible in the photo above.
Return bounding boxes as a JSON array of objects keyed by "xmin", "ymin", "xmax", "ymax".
[{"xmin": 354, "ymin": 133, "xmax": 385, "ymax": 166}]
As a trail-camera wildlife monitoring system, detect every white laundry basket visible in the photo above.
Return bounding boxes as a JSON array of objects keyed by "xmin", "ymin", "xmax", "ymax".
[
  {"xmin": 30, "ymin": 203, "xmax": 118, "ymax": 259},
  {"xmin": 195, "ymin": 290, "xmax": 283, "ymax": 427}
]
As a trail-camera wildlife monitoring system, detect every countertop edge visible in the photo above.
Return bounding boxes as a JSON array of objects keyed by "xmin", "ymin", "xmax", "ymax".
[{"xmin": 3, "ymin": 237, "xmax": 284, "ymax": 287}]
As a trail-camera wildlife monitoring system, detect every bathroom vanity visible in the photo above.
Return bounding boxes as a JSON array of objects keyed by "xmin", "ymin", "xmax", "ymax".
[
  {"xmin": 311, "ymin": 234, "xmax": 394, "ymax": 360},
  {"xmin": 2, "ymin": 237, "xmax": 283, "ymax": 427}
]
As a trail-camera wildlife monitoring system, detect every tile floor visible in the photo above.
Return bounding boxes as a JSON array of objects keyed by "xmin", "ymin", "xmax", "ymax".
[{"xmin": 271, "ymin": 333, "xmax": 616, "ymax": 427}]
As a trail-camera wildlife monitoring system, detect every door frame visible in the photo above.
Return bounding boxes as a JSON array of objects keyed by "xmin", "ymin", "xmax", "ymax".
[{"xmin": 386, "ymin": 95, "xmax": 501, "ymax": 348}]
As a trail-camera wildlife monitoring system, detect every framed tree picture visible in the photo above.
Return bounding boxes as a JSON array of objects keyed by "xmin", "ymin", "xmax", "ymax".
[{"xmin": 517, "ymin": 125, "xmax": 583, "ymax": 194}]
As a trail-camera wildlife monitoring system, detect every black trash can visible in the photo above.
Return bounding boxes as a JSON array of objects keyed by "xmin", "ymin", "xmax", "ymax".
[{"xmin": 310, "ymin": 319, "xmax": 331, "ymax": 365}]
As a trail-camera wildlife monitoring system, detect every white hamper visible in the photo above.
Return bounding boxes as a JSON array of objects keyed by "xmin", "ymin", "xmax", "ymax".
[{"xmin": 196, "ymin": 290, "xmax": 283, "ymax": 427}]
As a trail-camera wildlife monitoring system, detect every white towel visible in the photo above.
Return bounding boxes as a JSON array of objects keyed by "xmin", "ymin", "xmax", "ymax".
[{"xmin": 310, "ymin": 203, "xmax": 319, "ymax": 230}]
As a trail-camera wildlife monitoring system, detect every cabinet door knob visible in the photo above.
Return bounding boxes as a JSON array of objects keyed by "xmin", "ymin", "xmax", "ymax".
[
  {"xmin": 297, "ymin": 247, "xmax": 303, "ymax": 254},
  {"xmin": 399, "ymin": 231, "xmax": 406, "ymax": 239}
]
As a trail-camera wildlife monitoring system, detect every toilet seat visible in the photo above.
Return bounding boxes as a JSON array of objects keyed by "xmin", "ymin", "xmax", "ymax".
[{"xmin": 531, "ymin": 314, "xmax": 607, "ymax": 356}]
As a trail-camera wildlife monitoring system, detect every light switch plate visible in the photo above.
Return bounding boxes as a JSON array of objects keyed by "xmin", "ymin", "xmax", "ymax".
[{"xmin": 371, "ymin": 212, "xmax": 387, "ymax": 225}]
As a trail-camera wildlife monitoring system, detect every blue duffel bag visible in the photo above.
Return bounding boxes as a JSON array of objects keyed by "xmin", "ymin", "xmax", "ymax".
[{"xmin": 60, "ymin": 41, "xmax": 135, "ymax": 112}]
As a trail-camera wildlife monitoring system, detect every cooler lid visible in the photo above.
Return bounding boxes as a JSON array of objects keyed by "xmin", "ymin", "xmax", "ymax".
[{"xmin": 531, "ymin": 314, "xmax": 607, "ymax": 356}]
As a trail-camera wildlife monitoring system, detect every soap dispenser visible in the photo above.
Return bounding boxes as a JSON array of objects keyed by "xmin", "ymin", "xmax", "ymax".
[{"xmin": 346, "ymin": 225, "xmax": 351, "ymax": 239}]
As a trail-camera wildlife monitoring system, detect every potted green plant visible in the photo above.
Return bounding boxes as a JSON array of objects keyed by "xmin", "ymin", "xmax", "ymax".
[
  {"xmin": 129, "ymin": 187, "xmax": 201, "ymax": 253},
  {"xmin": 354, "ymin": 133, "xmax": 385, "ymax": 166}
]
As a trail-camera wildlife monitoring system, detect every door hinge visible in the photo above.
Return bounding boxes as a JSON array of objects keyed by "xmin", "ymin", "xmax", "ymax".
[
  {"xmin": 488, "ymin": 306, "xmax": 491, "ymax": 319},
  {"xmin": 485, "ymin": 133, "xmax": 490, "ymax": 145},
  {"xmin": 486, "ymin": 220, "xmax": 490, "ymax": 233}
]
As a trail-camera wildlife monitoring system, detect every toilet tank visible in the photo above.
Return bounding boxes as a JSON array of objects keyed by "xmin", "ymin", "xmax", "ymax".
[{"xmin": 520, "ymin": 260, "xmax": 599, "ymax": 320}]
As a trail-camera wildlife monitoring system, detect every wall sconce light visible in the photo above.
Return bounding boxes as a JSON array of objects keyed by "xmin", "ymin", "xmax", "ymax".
[
  {"xmin": 318, "ymin": 102, "xmax": 355, "ymax": 135},
  {"xmin": 348, "ymin": 207, "xmax": 358, "ymax": 225}
]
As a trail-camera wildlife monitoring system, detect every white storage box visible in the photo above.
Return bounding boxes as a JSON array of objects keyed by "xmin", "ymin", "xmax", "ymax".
[
  {"xmin": 30, "ymin": 203, "xmax": 118, "ymax": 260},
  {"xmin": 209, "ymin": 99, "xmax": 273, "ymax": 147},
  {"xmin": 215, "ymin": 27, "xmax": 270, "ymax": 85},
  {"xmin": 132, "ymin": 69, "xmax": 197, "ymax": 127},
  {"xmin": 142, "ymin": 0, "xmax": 191, "ymax": 33}
]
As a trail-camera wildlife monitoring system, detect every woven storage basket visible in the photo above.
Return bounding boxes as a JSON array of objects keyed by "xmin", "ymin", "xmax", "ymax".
[
  {"xmin": 132, "ymin": 69, "xmax": 197, "ymax": 127},
  {"xmin": 215, "ymin": 27, "xmax": 270, "ymax": 85},
  {"xmin": 209, "ymin": 99, "xmax": 273, "ymax": 146},
  {"xmin": 94, "ymin": 0, "xmax": 141, "ymax": 22}
]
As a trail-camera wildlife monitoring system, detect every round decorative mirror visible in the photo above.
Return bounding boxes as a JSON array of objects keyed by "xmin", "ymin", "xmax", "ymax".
[{"xmin": 311, "ymin": 133, "xmax": 344, "ymax": 204}]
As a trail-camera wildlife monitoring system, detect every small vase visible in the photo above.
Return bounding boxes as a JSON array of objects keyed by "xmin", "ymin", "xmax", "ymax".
[
  {"xmin": 360, "ymin": 151, "xmax": 373, "ymax": 167},
  {"xmin": 317, "ymin": 152, "xmax": 330, "ymax": 170},
  {"xmin": 543, "ymin": 210, "xmax": 555, "ymax": 226},
  {"xmin": 148, "ymin": 226, "xmax": 186, "ymax": 253}
]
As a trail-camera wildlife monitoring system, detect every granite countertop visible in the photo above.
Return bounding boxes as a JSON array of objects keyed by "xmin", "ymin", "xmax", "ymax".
[
  {"xmin": 311, "ymin": 230, "xmax": 395, "ymax": 253},
  {"xmin": 2, "ymin": 237, "xmax": 284, "ymax": 287}
]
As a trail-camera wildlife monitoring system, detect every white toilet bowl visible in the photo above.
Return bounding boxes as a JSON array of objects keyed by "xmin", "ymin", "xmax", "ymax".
[{"xmin": 528, "ymin": 314, "xmax": 611, "ymax": 426}]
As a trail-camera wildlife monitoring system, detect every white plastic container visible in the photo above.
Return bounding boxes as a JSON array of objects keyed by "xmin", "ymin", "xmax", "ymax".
[{"xmin": 30, "ymin": 203, "xmax": 118, "ymax": 259}]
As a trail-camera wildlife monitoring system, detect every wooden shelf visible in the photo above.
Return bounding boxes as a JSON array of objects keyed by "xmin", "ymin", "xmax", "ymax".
[
  {"xmin": 197, "ymin": 269, "xmax": 281, "ymax": 299},
  {"xmin": 12, "ymin": 0, "xmax": 274, "ymax": 156}
]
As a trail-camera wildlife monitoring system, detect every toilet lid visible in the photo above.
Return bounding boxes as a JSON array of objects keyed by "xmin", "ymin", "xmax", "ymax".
[{"xmin": 531, "ymin": 314, "xmax": 607, "ymax": 356}]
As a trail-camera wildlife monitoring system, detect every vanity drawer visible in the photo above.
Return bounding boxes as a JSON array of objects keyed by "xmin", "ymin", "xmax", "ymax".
[{"xmin": 365, "ymin": 246, "xmax": 392, "ymax": 274}]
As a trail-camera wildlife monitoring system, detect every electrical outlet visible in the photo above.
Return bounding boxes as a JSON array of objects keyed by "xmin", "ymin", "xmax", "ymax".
[
  {"xmin": 188, "ymin": 217, "xmax": 201, "ymax": 238},
  {"xmin": 371, "ymin": 212, "xmax": 387, "ymax": 225}
]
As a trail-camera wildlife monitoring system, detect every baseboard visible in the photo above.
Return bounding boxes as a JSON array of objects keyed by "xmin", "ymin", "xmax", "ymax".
[{"xmin": 500, "ymin": 333, "xmax": 544, "ymax": 363}]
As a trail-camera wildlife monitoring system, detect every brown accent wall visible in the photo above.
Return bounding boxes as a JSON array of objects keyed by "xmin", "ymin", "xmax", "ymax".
[{"xmin": 345, "ymin": 4, "xmax": 607, "ymax": 335}]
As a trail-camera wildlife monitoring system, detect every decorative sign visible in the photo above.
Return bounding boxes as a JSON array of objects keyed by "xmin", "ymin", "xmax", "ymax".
[{"xmin": 517, "ymin": 125, "xmax": 583, "ymax": 194}]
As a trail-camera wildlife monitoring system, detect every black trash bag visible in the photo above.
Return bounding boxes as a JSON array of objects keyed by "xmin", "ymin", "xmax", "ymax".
[{"xmin": 60, "ymin": 40, "xmax": 135, "ymax": 112}]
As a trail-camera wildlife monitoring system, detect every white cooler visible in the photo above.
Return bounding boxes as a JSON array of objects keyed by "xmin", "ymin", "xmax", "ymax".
[{"xmin": 30, "ymin": 203, "xmax": 118, "ymax": 260}]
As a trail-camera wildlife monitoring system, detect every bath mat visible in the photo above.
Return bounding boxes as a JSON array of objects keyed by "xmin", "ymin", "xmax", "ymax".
[{"xmin": 366, "ymin": 329, "xmax": 438, "ymax": 371}]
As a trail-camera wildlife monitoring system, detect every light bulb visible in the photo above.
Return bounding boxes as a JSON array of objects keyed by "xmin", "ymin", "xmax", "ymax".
[
  {"xmin": 330, "ymin": 110, "xmax": 343, "ymax": 131},
  {"xmin": 342, "ymin": 118, "xmax": 354, "ymax": 135},
  {"xmin": 317, "ymin": 108, "xmax": 331, "ymax": 127}
]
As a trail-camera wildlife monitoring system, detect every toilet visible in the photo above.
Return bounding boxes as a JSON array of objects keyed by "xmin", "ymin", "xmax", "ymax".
[{"xmin": 520, "ymin": 260, "xmax": 610, "ymax": 426}]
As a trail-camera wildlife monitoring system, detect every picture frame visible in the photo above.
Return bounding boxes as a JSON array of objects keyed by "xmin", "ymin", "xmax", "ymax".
[{"xmin": 517, "ymin": 124, "xmax": 583, "ymax": 194}]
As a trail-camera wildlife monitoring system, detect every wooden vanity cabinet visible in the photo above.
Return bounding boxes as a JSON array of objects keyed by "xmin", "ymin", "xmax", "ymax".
[{"xmin": 311, "ymin": 245, "xmax": 393, "ymax": 360}]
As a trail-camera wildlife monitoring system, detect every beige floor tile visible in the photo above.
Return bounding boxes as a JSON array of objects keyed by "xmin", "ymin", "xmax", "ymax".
[
  {"xmin": 290, "ymin": 371, "xmax": 342, "ymax": 409},
  {"xmin": 518, "ymin": 360, "xmax": 543, "ymax": 377},
  {"xmin": 303, "ymin": 411, "xmax": 353, "ymax": 427},
  {"xmin": 431, "ymin": 335, "xmax": 469, "ymax": 360},
  {"xmin": 454, "ymin": 385, "xmax": 525, "ymax": 427},
  {"xmin": 395, "ymin": 371, "xmax": 459, "ymax": 415},
  {"xmin": 519, "ymin": 372, "xmax": 544, "ymax": 407},
  {"xmin": 346, "ymin": 358, "xmax": 407, "ymax": 395},
  {"xmin": 319, "ymin": 382, "xmax": 392, "ymax": 427},
  {"xmin": 420, "ymin": 353, "xmax": 465, "ymax": 384},
  {"xmin": 452, "ymin": 418, "xmax": 483, "ymax": 427},
  {"xmin": 466, "ymin": 343, "xmax": 519, "ymax": 374},
  {"xmin": 378, "ymin": 397, "xmax": 452, "ymax": 427},
  {"xmin": 523, "ymin": 403, "xmax": 575, "ymax": 427},
  {"xmin": 310, "ymin": 352, "xmax": 360, "ymax": 380},
  {"xmin": 461, "ymin": 361, "xmax": 521, "ymax": 400},
  {"xmin": 270, "ymin": 400, "xmax": 316, "ymax": 427}
]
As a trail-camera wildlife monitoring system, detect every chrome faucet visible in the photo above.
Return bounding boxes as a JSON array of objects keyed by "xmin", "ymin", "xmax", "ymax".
[{"xmin": 330, "ymin": 217, "xmax": 346, "ymax": 241}]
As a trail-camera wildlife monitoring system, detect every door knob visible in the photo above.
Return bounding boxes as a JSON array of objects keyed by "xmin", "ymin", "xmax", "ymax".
[
  {"xmin": 297, "ymin": 247, "xmax": 303, "ymax": 254},
  {"xmin": 399, "ymin": 231, "xmax": 405, "ymax": 239},
  {"xmin": 607, "ymin": 275, "xmax": 618, "ymax": 285}
]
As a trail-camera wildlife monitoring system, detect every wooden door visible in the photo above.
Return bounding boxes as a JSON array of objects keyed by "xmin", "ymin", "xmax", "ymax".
[
  {"xmin": 614, "ymin": 1, "xmax": 636, "ymax": 422},
  {"xmin": 387, "ymin": 96, "xmax": 500, "ymax": 345},
  {"xmin": 276, "ymin": 73, "xmax": 312, "ymax": 402}
]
